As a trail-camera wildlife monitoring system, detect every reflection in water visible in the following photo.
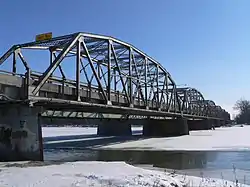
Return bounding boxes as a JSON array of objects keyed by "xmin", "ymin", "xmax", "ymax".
[
  {"xmin": 96, "ymin": 150, "xmax": 217, "ymax": 170},
  {"xmin": 45, "ymin": 149, "xmax": 219, "ymax": 170},
  {"xmin": 44, "ymin": 149, "xmax": 250, "ymax": 170},
  {"xmin": 44, "ymin": 149, "xmax": 250, "ymax": 184}
]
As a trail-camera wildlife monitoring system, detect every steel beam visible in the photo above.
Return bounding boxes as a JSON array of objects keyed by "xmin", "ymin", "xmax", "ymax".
[
  {"xmin": 76, "ymin": 40, "xmax": 81, "ymax": 101},
  {"xmin": 129, "ymin": 48, "xmax": 133, "ymax": 106},
  {"xmin": 12, "ymin": 51, "xmax": 17, "ymax": 74},
  {"xmin": 81, "ymin": 38, "xmax": 108, "ymax": 102},
  {"xmin": 111, "ymin": 43, "xmax": 130, "ymax": 103},
  {"xmin": 32, "ymin": 35, "xmax": 80, "ymax": 95},
  {"xmin": 107, "ymin": 40, "xmax": 112, "ymax": 104}
]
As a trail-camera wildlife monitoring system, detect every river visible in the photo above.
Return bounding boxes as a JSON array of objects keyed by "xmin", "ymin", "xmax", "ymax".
[{"xmin": 43, "ymin": 126, "xmax": 250, "ymax": 185}]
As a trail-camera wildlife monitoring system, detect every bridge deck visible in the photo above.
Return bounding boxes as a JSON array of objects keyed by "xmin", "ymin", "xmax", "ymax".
[{"xmin": 0, "ymin": 72, "xmax": 224, "ymax": 121}]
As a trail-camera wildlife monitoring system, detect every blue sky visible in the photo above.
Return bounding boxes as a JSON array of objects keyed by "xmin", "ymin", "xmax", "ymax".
[{"xmin": 1, "ymin": 0, "xmax": 250, "ymax": 117}]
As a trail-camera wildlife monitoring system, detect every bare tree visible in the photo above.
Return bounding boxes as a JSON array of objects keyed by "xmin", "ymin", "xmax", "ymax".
[{"xmin": 234, "ymin": 98, "xmax": 250, "ymax": 124}]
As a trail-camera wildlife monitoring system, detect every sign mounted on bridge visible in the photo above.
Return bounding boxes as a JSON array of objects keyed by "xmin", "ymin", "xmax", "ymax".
[{"xmin": 35, "ymin": 32, "xmax": 52, "ymax": 42}]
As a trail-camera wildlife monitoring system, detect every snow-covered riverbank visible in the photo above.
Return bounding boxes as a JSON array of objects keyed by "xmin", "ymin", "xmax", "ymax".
[{"xmin": 0, "ymin": 161, "xmax": 248, "ymax": 187}]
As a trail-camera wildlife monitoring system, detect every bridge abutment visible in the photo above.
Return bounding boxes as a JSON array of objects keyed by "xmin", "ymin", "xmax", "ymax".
[
  {"xmin": 0, "ymin": 105, "xmax": 43, "ymax": 161},
  {"xmin": 188, "ymin": 119, "xmax": 212, "ymax": 131},
  {"xmin": 143, "ymin": 118, "xmax": 189, "ymax": 137},
  {"xmin": 97, "ymin": 120, "xmax": 132, "ymax": 136}
]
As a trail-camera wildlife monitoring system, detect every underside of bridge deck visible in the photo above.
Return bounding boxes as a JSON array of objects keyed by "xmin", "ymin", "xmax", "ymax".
[
  {"xmin": 143, "ymin": 118, "xmax": 189, "ymax": 137},
  {"xmin": 97, "ymin": 120, "xmax": 132, "ymax": 136},
  {"xmin": 188, "ymin": 119, "xmax": 212, "ymax": 131}
]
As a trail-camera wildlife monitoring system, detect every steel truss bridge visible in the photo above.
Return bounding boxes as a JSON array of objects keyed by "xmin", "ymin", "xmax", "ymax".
[{"xmin": 0, "ymin": 32, "xmax": 230, "ymax": 121}]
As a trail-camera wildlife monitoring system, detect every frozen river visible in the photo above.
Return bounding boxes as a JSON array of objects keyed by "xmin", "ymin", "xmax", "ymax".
[
  {"xmin": 42, "ymin": 125, "xmax": 250, "ymax": 185},
  {"xmin": 43, "ymin": 125, "xmax": 250, "ymax": 151},
  {"xmin": 1, "ymin": 126, "xmax": 250, "ymax": 187}
]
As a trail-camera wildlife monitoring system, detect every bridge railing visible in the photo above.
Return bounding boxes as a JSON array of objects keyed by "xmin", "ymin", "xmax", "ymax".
[{"xmin": 0, "ymin": 68, "xmax": 229, "ymax": 120}]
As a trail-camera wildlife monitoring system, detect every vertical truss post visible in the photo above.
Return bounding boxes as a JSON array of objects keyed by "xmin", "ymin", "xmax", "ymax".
[
  {"xmin": 48, "ymin": 49, "xmax": 55, "ymax": 83},
  {"xmin": 50, "ymin": 50, "xmax": 54, "ymax": 65},
  {"xmin": 166, "ymin": 74, "xmax": 169, "ymax": 109},
  {"xmin": 168, "ymin": 90, "xmax": 172, "ymax": 112},
  {"xmin": 183, "ymin": 92, "xmax": 187, "ymax": 112},
  {"xmin": 107, "ymin": 40, "xmax": 112, "ymax": 105},
  {"xmin": 50, "ymin": 49, "xmax": 54, "ymax": 78},
  {"xmin": 25, "ymin": 68, "xmax": 31, "ymax": 99},
  {"xmin": 173, "ymin": 86, "xmax": 176, "ymax": 112},
  {"xmin": 76, "ymin": 40, "xmax": 81, "ymax": 101},
  {"xmin": 81, "ymin": 39, "xmax": 108, "ymax": 102},
  {"xmin": 159, "ymin": 77, "xmax": 165, "ymax": 107},
  {"xmin": 111, "ymin": 43, "xmax": 129, "ymax": 104},
  {"xmin": 129, "ymin": 48, "xmax": 133, "ymax": 107},
  {"xmin": 176, "ymin": 92, "xmax": 181, "ymax": 112},
  {"xmin": 114, "ymin": 69, "xmax": 117, "ymax": 91},
  {"xmin": 97, "ymin": 62, "xmax": 101, "ymax": 82},
  {"xmin": 156, "ymin": 64, "xmax": 159, "ymax": 110},
  {"xmin": 145, "ymin": 58, "xmax": 148, "ymax": 109},
  {"xmin": 12, "ymin": 50, "xmax": 17, "ymax": 74},
  {"xmin": 206, "ymin": 104, "xmax": 209, "ymax": 117}
]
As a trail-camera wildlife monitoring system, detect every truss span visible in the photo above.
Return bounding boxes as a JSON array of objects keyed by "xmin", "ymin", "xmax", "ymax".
[{"xmin": 0, "ymin": 32, "xmax": 230, "ymax": 120}]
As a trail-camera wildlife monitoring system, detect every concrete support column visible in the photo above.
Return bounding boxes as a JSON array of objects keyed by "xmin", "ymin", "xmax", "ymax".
[
  {"xmin": 220, "ymin": 120, "xmax": 225, "ymax": 127},
  {"xmin": 188, "ymin": 119, "xmax": 212, "ymax": 131},
  {"xmin": 213, "ymin": 120, "xmax": 221, "ymax": 127},
  {"xmin": 97, "ymin": 120, "xmax": 132, "ymax": 136},
  {"xmin": 143, "ymin": 117, "xmax": 189, "ymax": 137},
  {"xmin": 0, "ymin": 105, "xmax": 43, "ymax": 161}
]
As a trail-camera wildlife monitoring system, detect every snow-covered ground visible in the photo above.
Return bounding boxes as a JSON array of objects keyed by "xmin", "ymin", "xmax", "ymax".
[
  {"xmin": 100, "ymin": 126, "xmax": 250, "ymax": 151},
  {"xmin": 0, "ymin": 161, "xmax": 248, "ymax": 187}
]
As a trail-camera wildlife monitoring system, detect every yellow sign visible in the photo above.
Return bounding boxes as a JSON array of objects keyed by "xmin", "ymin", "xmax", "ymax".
[{"xmin": 35, "ymin": 32, "xmax": 52, "ymax": 42}]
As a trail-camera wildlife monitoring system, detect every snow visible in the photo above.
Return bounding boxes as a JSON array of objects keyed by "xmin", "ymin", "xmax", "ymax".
[
  {"xmin": 42, "ymin": 127, "xmax": 97, "ymax": 137},
  {"xmin": 45, "ymin": 136, "xmax": 115, "ymax": 144},
  {"xmin": 29, "ymin": 126, "xmax": 250, "ymax": 186},
  {"xmin": 100, "ymin": 126, "xmax": 250, "ymax": 151},
  {"xmin": 42, "ymin": 126, "xmax": 142, "ymax": 138},
  {"xmin": 0, "ymin": 161, "xmax": 248, "ymax": 187},
  {"xmin": 140, "ymin": 165, "xmax": 250, "ymax": 186},
  {"xmin": 42, "ymin": 126, "xmax": 250, "ymax": 151}
]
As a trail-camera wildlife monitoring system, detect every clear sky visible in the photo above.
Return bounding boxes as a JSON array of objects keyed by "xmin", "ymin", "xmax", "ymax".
[{"xmin": 1, "ymin": 0, "xmax": 250, "ymax": 117}]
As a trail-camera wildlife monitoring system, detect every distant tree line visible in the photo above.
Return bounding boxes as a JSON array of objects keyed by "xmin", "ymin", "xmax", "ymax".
[{"xmin": 234, "ymin": 99, "xmax": 250, "ymax": 124}]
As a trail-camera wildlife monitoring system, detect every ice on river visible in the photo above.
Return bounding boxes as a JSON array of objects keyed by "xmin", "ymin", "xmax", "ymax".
[{"xmin": 0, "ymin": 161, "xmax": 248, "ymax": 187}]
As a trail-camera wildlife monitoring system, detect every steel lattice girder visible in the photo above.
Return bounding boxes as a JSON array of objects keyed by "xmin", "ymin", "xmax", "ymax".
[
  {"xmin": 174, "ymin": 87, "xmax": 206, "ymax": 116},
  {"xmin": 0, "ymin": 32, "xmax": 230, "ymax": 120}
]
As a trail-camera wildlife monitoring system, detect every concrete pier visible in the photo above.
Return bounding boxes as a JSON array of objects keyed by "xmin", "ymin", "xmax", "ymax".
[
  {"xmin": 219, "ymin": 120, "xmax": 225, "ymax": 127},
  {"xmin": 143, "ymin": 118, "xmax": 189, "ymax": 137},
  {"xmin": 97, "ymin": 120, "xmax": 132, "ymax": 136},
  {"xmin": 0, "ymin": 105, "xmax": 43, "ymax": 161},
  {"xmin": 188, "ymin": 119, "xmax": 212, "ymax": 131},
  {"xmin": 213, "ymin": 120, "xmax": 221, "ymax": 127}
]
